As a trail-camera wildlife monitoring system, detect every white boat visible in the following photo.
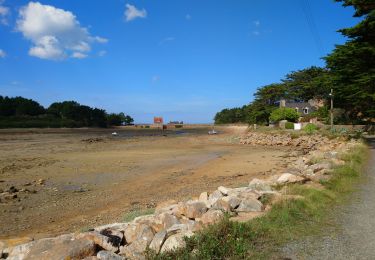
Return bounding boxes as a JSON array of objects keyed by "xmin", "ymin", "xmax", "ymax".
[
  {"xmin": 208, "ymin": 130, "xmax": 218, "ymax": 135},
  {"xmin": 111, "ymin": 132, "xmax": 118, "ymax": 136}
]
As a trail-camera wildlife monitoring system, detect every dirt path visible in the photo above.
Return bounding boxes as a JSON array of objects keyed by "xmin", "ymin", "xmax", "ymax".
[{"xmin": 283, "ymin": 137, "xmax": 375, "ymax": 259}]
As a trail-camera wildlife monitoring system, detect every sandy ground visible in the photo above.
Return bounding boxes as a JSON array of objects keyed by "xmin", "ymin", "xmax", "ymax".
[{"xmin": 0, "ymin": 126, "xmax": 289, "ymax": 241}]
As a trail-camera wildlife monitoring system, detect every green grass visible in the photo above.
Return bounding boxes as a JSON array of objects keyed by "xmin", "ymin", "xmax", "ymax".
[
  {"xmin": 151, "ymin": 143, "xmax": 367, "ymax": 259},
  {"xmin": 122, "ymin": 208, "xmax": 155, "ymax": 222}
]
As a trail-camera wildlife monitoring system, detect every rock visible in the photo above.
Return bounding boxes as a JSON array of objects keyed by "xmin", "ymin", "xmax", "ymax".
[
  {"xmin": 236, "ymin": 198, "xmax": 263, "ymax": 212},
  {"xmin": 148, "ymin": 230, "xmax": 167, "ymax": 254},
  {"xmin": 94, "ymin": 223, "xmax": 128, "ymax": 233},
  {"xmin": 184, "ymin": 201, "xmax": 207, "ymax": 219},
  {"xmin": 172, "ymin": 202, "xmax": 187, "ymax": 218},
  {"xmin": 248, "ymin": 178, "xmax": 272, "ymax": 192},
  {"xmin": 222, "ymin": 195, "xmax": 241, "ymax": 210},
  {"xmin": 97, "ymin": 250, "xmax": 125, "ymax": 260},
  {"xmin": 198, "ymin": 192, "xmax": 208, "ymax": 202},
  {"xmin": 211, "ymin": 198, "xmax": 231, "ymax": 212},
  {"xmin": 230, "ymin": 212, "xmax": 265, "ymax": 223},
  {"xmin": 309, "ymin": 163, "xmax": 331, "ymax": 173},
  {"xmin": 276, "ymin": 173, "xmax": 305, "ymax": 184},
  {"xmin": 160, "ymin": 231, "xmax": 193, "ymax": 253},
  {"xmin": 207, "ymin": 190, "xmax": 223, "ymax": 206},
  {"xmin": 7, "ymin": 234, "xmax": 96, "ymax": 260},
  {"xmin": 157, "ymin": 212, "xmax": 180, "ymax": 230},
  {"xmin": 155, "ymin": 200, "xmax": 177, "ymax": 214},
  {"xmin": 77, "ymin": 231, "xmax": 121, "ymax": 253},
  {"xmin": 166, "ymin": 224, "xmax": 188, "ymax": 235},
  {"xmin": 218, "ymin": 186, "xmax": 231, "ymax": 195},
  {"xmin": 119, "ymin": 224, "xmax": 154, "ymax": 259},
  {"xmin": 124, "ymin": 224, "xmax": 154, "ymax": 245},
  {"xmin": 200, "ymin": 210, "xmax": 224, "ymax": 225},
  {"xmin": 119, "ymin": 239, "xmax": 147, "ymax": 260}
]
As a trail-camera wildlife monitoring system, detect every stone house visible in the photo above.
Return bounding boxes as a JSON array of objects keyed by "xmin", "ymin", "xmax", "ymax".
[{"xmin": 279, "ymin": 99, "xmax": 323, "ymax": 116}]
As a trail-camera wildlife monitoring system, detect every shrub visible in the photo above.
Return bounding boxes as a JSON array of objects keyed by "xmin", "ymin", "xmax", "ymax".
[
  {"xmin": 285, "ymin": 122, "xmax": 294, "ymax": 129},
  {"xmin": 304, "ymin": 123, "xmax": 318, "ymax": 134},
  {"xmin": 270, "ymin": 108, "xmax": 300, "ymax": 123},
  {"xmin": 175, "ymin": 125, "xmax": 183, "ymax": 128}
]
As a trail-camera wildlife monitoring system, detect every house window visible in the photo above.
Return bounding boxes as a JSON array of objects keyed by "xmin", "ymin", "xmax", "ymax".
[{"xmin": 303, "ymin": 107, "xmax": 309, "ymax": 114}]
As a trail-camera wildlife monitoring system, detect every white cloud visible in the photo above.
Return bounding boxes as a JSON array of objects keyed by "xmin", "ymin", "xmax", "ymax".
[
  {"xmin": 185, "ymin": 14, "xmax": 191, "ymax": 20},
  {"xmin": 252, "ymin": 30, "xmax": 260, "ymax": 36},
  {"xmin": 95, "ymin": 36, "xmax": 108, "ymax": 44},
  {"xmin": 16, "ymin": 2, "xmax": 107, "ymax": 60},
  {"xmin": 71, "ymin": 52, "xmax": 87, "ymax": 59},
  {"xmin": 0, "ymin": 0, "xmax": 10, "ymax": 25},
  {"xmin": 0, "ymin": 49, "xmax": 6, "ymax": 57},
  {"xmin": 98, "ymin": 50, "xmax": 107, "ymax": 57},
  {"xmin": 124, "ymin": 4, "xmax": 147, "ymax": 22},
  {"xmin": 253, "ymin": 20, "xmax": 260, "ymax": 27}
]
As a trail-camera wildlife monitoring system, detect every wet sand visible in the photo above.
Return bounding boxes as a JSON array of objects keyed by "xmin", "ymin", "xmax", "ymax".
[{"xmin": 0, "ymin": 126, "xmax": 288, "ymax": 240}]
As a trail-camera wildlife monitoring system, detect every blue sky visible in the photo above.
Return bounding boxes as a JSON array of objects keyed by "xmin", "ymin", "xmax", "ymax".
[{"xmin": 0, "ymin": 0, "xmax": 358, "ymax": 123}]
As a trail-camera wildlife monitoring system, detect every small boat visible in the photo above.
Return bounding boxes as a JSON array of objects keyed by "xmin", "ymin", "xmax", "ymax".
[
  {"xmin": 111, "ymin": 132, "xmax": 118, "ymax": 136},
  {"xmin": 208, "ymin": 130, "xmax": 218, "ymax": 135}
]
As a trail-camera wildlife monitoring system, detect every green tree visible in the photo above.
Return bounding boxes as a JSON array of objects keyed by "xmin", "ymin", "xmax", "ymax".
[
  {"xmin": 325, "ymin": 0, "xmax": 375, "ymax": 120},
  {"xmin": 269, "ymin": 107, "xmax": 300, "ymax": 123},
  {"xmin": 282, "ymin": 66, "xmax": 331, "ymax": 101}
]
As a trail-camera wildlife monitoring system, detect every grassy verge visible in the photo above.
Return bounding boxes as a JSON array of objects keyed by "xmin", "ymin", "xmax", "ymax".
[
  {"xmin": 152, "ymin": 143, "xmax": 368, "ymax": 259},
  {"xmin": 123, "ymin": 208, "xmax": 155, "ymax": 223}
]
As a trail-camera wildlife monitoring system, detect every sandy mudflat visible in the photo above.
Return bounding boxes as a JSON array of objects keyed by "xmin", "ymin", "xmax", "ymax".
[{"xmin": 0, "ymin": 126, "xmax": 288, "ymax": 240}]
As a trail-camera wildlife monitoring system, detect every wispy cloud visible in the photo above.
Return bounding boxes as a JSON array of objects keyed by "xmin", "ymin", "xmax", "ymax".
[
  {"xmin": 98, "ymin": 50, "xmax": 107, "ymax": 57},
  {"xmin": 159, "ymin": 37, "xmax": 175, "ymax": 45},
  {"xmin": 0, "ymin": 49, "xmax": 5, "ymax": 58},
  {"xmin": 0, "ymin": 0, "xmax": 9, "ymax": 25},
  {"xmin": 253, "ymin": 20, "xmax": 260, "ymax": 27},
  {"xmin": 252, "ymin": 31, "xmax": 260, "ymax": 36},
  {"xmin": 124, "ymin": 4, "xmax": 147, "ymax": 22}
]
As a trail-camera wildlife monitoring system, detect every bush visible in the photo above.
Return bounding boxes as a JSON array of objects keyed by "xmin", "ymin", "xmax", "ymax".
[
  {"xmin": 304, "ymin": 123, "xmax": 318, "ymax": 134},
  {"xmin": 270, "ymin": 108, "xmax": 300, "ymax": 123},
  {"xmin": 175, "ymin": 125, "xmax": 183, "ymax": 128},
  {"xmin": 285, "ymin": 122, "xmax": 294, "ymax": 129}
]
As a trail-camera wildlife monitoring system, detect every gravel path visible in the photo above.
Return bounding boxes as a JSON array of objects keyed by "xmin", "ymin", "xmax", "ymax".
[{"xmin": 282, "ymin": 137, "xmax": 375, "ymax": 260}]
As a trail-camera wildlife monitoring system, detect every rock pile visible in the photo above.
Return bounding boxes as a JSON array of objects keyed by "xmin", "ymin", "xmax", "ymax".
[
  {"xmin": 0, "ymin": 134, "xmax": 359, "ymax": 260},
  {"xmin": 240, "ymin": 132, "xmax": 339, "ymax": 151}
]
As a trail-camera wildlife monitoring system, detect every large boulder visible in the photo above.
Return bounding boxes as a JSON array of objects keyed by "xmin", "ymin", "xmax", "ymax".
[
  {"xmin": 184, "ymin": 201, "xmax": 207, "ymax": 219},
  {"xmin": 157, "ymin": 212, "xmax": 180, "ymax": 230},
  {"xmin": 248, "ymin": 178, "xmax": 272, "ymax": 192},
  {"xmin": 221, "ymin": 195, "xmax": 241, "ymax": 210},
  {"xmin": 211, "ymin": 198, "xmax": 231, "ymax": 212},
  {"xmin": 276, "ymin": 173, "xmax": 305, "ymax": 184},
  {"xmin": 148, "ymin": 230, "xmax": 167, "ymax": 254},
  {"xmin": 218, "ymin": 186, "xmax": 231, "ymax": 195},
  {"xmin": 77, "ymin": 230, "xmax": 122, "ymax": 252},
  {"xmin": 124, "ymin": 224, "xmax": 154, "ymax": 245},
  {"xmin": 97, "ymin": 250, "xmax": 125, "ymax": 260},
  {"xmin": 200, "ymin": 209, "xmax": 224, "ymax": 225},
  {"xmin": 7, "ymin": 234, "xmax": 96, "ymax": 260},
  {"xmin": 160, "ymin": 231, "xmax": 193, "ymax": 253},
  {"xmin": 236, "ymin": 198, "xmax": 263, "ymax": 212}
]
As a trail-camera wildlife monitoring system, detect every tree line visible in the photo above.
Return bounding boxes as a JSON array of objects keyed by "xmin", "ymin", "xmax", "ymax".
[
  {"xmin": 0, "ymin": 96, "xmax": 134, "ymax": 128},
  {"xmin": 215, "ymin": 0, "xmax": 374, "ymax": 125}
]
